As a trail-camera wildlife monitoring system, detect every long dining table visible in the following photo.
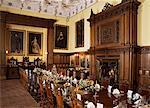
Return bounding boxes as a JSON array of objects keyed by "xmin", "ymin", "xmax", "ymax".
[
  {"xmin": 76, "ymin": 88, "xmax": 136, "ymax": 108},
  {"xmin": 19, "ymin": 67, "xmax": 149, "ymax": 108}
]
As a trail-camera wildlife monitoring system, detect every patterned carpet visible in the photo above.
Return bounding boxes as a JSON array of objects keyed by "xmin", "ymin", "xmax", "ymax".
[{"xmin": 0, "ymin": 79, "xmax": 40, "ymax": 108}]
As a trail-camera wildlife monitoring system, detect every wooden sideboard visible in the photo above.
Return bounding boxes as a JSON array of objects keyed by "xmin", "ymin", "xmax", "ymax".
[{"xmin": 6, "ymin": 66, "xmax": 20, "ymax": 79}]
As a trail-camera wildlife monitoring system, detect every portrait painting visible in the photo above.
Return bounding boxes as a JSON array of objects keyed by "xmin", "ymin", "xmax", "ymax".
[
  {"xmin": 80, "ymin": 58, "xmax": 85, "ymax": 68},
  {"xmin": 28, "ymin": 32, "xmax": 42, "ymax": 55},
  {"xmin": 55, "ymin": 25, "xmax": 68, "ymax": 49},
  {"xmin": 76, "ymin": 19, "xmax": 84, "ymax": 47},
  {"xmin": 9, "ymin": 30, "xmax": 24, "ymax": 55}
]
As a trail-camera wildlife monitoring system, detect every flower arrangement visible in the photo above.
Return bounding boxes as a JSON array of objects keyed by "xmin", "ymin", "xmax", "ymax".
[{"xmin": 79, "ymin": 79, "xmax": 94, "ymax": 92}]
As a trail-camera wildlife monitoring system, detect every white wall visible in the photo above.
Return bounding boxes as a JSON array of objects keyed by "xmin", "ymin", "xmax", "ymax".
[{"xmin": 137, "ymin": 0, "xmax": 150, "ymax": 46}]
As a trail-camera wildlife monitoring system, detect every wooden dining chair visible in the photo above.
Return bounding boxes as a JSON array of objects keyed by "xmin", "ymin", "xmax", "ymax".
[
  {"xmin": 56, "ymin": 89, "xmax": 64, "ymax": 108},
  {"xmin": 22, "ymin": 57, "xmax": 29, "ymax": 68},
  {"xmin": 45, "ymin": 81, "xmax": 54, "ymax": 108},
  {"xmin": 72, "ymin": 98, "xmax": 84, "ymax": 108},
  {"xmin": 119, "ymin": 81, "xmax": 129, "ymax": 93},
  {"xmin": 39, "ymin": 79, "xmax": 46, "ymax": 108},
  {"xmin": 101, "ymin": 79, "xmax": 109, "ymax": 89},
  {"xmin": 138, "ymin": 89, "xmax": 150, "ymax": 101}
]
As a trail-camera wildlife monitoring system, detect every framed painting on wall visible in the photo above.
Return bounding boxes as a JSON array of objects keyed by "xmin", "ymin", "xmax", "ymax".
[
  {"xmin": 55, "ymin": 25, "xmax": 68, "ymax": 49},
  {"xmin": 76, "ymin": 19, "xmax": 84, "ymax": 47},
  {"xmin": 28, "ymin": 32, "xmax": 43, "ymax": 56},
  {"xmin": 9, "ymin": 29, "xmax": 24, "ymax": 55}
]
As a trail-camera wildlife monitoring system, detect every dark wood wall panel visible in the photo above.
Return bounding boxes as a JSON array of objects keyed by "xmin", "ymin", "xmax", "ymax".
[
  {"xmin": 1, "ymin": 12, "xmax": 55, "ymax": 28},
  {"xmin": 138, "ymin": 46, "xmax": 150, "ymax": 92},
  {"xmin": 140, "ymin": 46, "xmax": 150, "ymax": 70},
  {"xmin": 47, "ymin": 27, "xmax": 55, "ymax": 65},
  {"xmin": 53, "ymin": 53, "xmax": 70, "ymax": 65},
  {"xmin": 0, "ymin": 12, "xmax": 7, "ymax": 79}
]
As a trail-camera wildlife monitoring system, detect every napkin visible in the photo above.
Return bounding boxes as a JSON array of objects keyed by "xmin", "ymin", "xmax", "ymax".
[
  {"xmin": 127, "ymin": 90, "xmax": 133, "ymax": 99},
  {"xmin": 48, "ymin": 71, "xmax": 52, "ymax": 76},
  {"xmin": 25, "ymin": 69, "xmax": 28, "ymax": 75},
  {"xmin": 76, "ymin": 94, "xmax": 81, "ymax": 101},
  {"xmin": 51, "ymin": 83, "xmax": 55, "ymax": 91},
  {"xmin": 95, "ymin": 83, "xmax": 100, "ymax": 92},
  {"xmin": 107, "ymin": 85, "xmax": 112, "ymax": 93},
  {"xmin": 132, "ymin": 93, "xmax": 141, "ymax": 100},
  {"xmin": 46, "ymin": 71, "xmax": 50, "ymax": 75},
  {"xmin": 95, "ymin": 83, "xmax": 100, "ymax": 89},
  {"xmin": 87, "ymin": 102, "xmax": 95, "ymax": 108},
  {"xmin": 42, "ymin": 70, "xmax": 47, "ymax": 74},
  {"xmin": 63, "ymin": 76, "xmax": 67, "ymax": 80},
  {"xmin": 33, "ymin": 68, "xmax": 37, "ymax": 72},
  {"xmin": 73, "ymin": 78, "xmax": 78, "ymax": 84},
  {"xmin": 134, "ymin": 99, "xmax": 141, "ymax": 105},
  {"xmin": 37, "ymin": 77, "xmax": 39, "ymax": 84},
  {"xmin": 108, "ymin": 92, "xmax": 112, "ymax": 98},
  {"xmin": 112, "ymin": 89, "xmax": 120, "ymax": 95},
  {"xmin": 97, "ymin": 103, "xmax": 103, "ymax": 108},
  {"xmin": 85, "ymin": 100, "xmax": 89, "ymax": 104},
  {"xmin": 60, "ymin": 74, "xmax": 63, "ymax": 78}
]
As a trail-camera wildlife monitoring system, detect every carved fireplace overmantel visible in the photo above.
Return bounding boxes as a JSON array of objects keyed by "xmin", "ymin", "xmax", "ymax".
[
  {"xmin": 88, "ymin": 0, "xmax": 141, "ymax": 24},
  {"xmin": 87, "ymin": 0, "xmax": 141, "ymax": 89}
]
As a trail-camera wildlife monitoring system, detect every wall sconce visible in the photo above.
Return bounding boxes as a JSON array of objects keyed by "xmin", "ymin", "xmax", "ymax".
[
  {"xmin": 74, "ymin": 52, "xmax": 79, "ymax": 56},
  {"xmin": 139, "ymin": 70, "xmax": 142, "ymax": 75},
  {"xmin": 6, "ymin": 50, "xmax": 9, "ymax": 54},
  {"xmin": 76, "ymin": 53, "xmax": 79, "ymax": 57},
  {"xmin": 45, "ymin": 52, "xmax": 48, "ymax": 55}
]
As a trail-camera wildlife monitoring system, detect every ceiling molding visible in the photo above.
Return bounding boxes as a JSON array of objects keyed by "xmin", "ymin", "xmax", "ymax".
[{"xmin": 1, "ymin": 0, "xmax": 97, "ymax": 17}]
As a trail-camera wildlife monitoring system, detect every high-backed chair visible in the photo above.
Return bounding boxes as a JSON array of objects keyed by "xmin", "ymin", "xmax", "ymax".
[
  {"xmin": 8, "ymin": 57, "xmax": 18, "ymax": 66},
  {"xmin": 101, "ymin": 79, "xmax": 109, "ymax": 89},
  {"xmin": 6, "ymin": 57, "xmax": 19, "ymax": 79},
  {"xmin": 119, "ymin": 81, "xmax": 129, "ymax": 93},
  {"xmin": 22, "ymin": 57, "xmax": 29, "ymax": 68},
  {"xmin": 39, "ymin": 79, "xmax": 46, "ymax": 107},
  {"xmin": 34, "ymin": 58, "xmax": 42, "ymax": 68},
  {"xmin": 138, "ymin": 89, "xmax": 150, "ymax": 101},
  {"xmin": 45, "ymin": 81, "xmax": 54, "ymax": 108},
  {"xmin": 56, "ymin": 88, "xmax": 64, "ymax": 108},
  {"xmin": 72, "ymin": 97, "xmax": 84, "ymax": 108}
]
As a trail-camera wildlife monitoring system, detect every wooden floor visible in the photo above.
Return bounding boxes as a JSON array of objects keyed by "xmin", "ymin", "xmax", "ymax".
[{"xmin": 0, "ymin": 79, "xmax": 40, "ymax": 108}]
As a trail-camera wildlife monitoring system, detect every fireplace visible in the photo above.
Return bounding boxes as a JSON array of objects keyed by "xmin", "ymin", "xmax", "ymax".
[
  {"xmin": 96, "ymin": 57, "xmax": 119, "ymax": 86},
  {"xmin": 88, "ymin": 0, "xmax": 140, "ymax": 88}
]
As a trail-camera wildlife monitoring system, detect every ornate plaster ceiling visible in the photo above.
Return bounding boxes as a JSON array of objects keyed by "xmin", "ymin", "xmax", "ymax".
[{"xmin": 1, "ymin": 0, "xmax": 97, "ymax": 17}]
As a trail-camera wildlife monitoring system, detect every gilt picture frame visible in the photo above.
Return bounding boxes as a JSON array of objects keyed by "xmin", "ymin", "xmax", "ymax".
[
  {"xmin": 27, "ymin": 31, "xmax": 43, "ymax": 56},
  {"xmin": 8, "ymin": 29, "xmax": 25, "ymax": 56},
  {"xmin": 54, "ymin": 25, "xmax": 68, "ymax": 49}
]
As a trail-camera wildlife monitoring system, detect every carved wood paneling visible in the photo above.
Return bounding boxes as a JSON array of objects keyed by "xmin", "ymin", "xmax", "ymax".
[
  {"xmin": 138, "ymin": 46, "xmax": 150, "ymax": 92},
  {"xmin": 87, "ymin": 0, "xmax": 140, "ymax": 23},
  {"xmin": 87, "ymin": 0, "xmax": 141, "ymax": 88},
  {"xmin": 100, "ymin": 20, "xmax": 119, "ymax": 44},
  {"xmin": 53, "ymin": 53, "xmax": 71, "ymax": 65},
  {"xmin": 0, "ymin": 12, "xmax": 7, "ymax": 79},
  {"xmin": 139, "ymin": 46, "xmax": 150, "ymax": 70}
]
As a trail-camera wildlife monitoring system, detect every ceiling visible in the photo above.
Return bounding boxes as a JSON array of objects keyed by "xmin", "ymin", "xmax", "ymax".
[{"xmin": 1, "ymin": 0, "xmax": 97, "ymax": 17}]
